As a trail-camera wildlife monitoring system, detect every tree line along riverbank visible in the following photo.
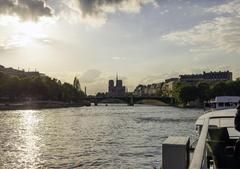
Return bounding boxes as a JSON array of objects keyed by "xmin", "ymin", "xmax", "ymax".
[
  {"xmin": 171, "ymin": 80, "xmax": 240, "ymax": 107},
  {"xmin": 0, "ymin": 67, "xmax": 88, "ymax": 110},
  {"xmin": 1, "ymin": 65, "xmax": 240, "ymax": 110}
]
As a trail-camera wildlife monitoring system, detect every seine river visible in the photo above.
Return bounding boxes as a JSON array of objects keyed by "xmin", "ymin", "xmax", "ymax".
[{"xmin": 0, "ymin": 105, "xmax": 203, "ymax": 169}]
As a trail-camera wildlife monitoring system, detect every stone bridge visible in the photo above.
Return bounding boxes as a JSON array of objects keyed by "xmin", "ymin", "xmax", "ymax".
[{"xmin": 82, "ymin": 96, "xmax": 175, "ymax": 106}]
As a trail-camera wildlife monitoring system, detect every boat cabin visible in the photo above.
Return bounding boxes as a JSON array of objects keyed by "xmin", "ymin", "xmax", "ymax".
[{"xmin": 204, "ymin": 96, "xmax": 240, "ymax": 111}]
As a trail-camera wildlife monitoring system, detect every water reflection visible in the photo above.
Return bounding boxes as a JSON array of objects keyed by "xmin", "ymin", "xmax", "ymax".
[
  {"xmin": 20, "ymin": 110, "xmax": 41, "ymax": 168},
  {"xmin": 0, "ymin": 106, "xmax": 202, "ymax": 169}
]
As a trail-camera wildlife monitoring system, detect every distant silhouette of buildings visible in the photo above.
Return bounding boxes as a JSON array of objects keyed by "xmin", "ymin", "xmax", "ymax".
[
  {"xmin": 133, "ymin": 83, "xmax": 163, "ymax": 96},
  {"xmin": 180, "ymin": 71, "xmax": 232, "ymax": 82},
  {"xmin": 133, "ymin": 71, "xmax": 233, "ymax": 97},
  {"xmin": 133, "ymin": 78, "xmax": 179, "ymax": 97},
  {"xmin": 108, "ymin": 74, "xmax": 126, "ymax": 97},
  {"xmin": 0, "ymin": 65, "xmax": 45, "ymax": 78}
]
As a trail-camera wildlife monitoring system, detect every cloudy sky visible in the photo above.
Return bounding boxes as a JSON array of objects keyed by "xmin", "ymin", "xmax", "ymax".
[{"xmin": 0, "ymin": 0, "xmax": 239, "ymax": 94}]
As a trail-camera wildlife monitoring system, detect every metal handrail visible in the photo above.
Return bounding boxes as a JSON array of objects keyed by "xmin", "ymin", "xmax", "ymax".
[
  {"xmin": 189, "ymin": 118, "xmax": 209, "ymax": 169},
  {"xmin": 189, "ymin": 115, "xmax": 235, "ymax": 169}
]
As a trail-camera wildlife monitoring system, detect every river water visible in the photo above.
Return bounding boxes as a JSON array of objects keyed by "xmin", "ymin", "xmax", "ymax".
[{"xmin": 0, "ymin": 105, "xmax": 203, "ymax": 169}]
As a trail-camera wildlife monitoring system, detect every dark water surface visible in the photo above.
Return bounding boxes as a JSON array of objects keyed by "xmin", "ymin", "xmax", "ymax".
[{"xmin": 0, "ymin": 105, "xmax": 203, "ymax": 169}]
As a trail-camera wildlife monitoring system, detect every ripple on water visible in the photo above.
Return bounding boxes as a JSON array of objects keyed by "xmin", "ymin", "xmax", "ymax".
[
  {"xmin": 0, "ymin": 106, "xmax": 202, "ymax": 169},
  {"xmin": 135, "ymin": 117, "xmax": 197, "ymax": 123}
]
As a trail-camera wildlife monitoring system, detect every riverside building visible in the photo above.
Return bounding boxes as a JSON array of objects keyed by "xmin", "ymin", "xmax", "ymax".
[
  {"xmin": 133, "ymin": 83, "xmax": 164, "ymax": 96},
  {"xmin": 180, "ymin": 71, "xmax": 232, "ymax": 82}
]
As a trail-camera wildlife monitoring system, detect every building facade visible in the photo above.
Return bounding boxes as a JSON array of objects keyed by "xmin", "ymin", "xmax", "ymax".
[
  {"xmin": 108, "ymin": 75, "xmax": 126, "ymax": 97},
  {"xmin": 162, "ymin": 78, "xmax": 179, "ymax": 96},
  {"xmin": 133, "ymin": 83, "xmax": 164, "ymax": 96},
  {"xmin": 180, "ymin": 71, "xmax": 232, "ymax": 82}
]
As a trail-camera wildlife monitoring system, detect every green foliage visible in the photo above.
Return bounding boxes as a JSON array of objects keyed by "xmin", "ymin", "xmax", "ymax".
[
  {"xmin": 0, "ymin": 74, "xmax": 86, "ymax": 102},
  {"xmin": 73, "ymin": 77, "xmax": 81, "ymax": 91},
  {"xmin": 179, "ymin": 86, "xmax": 199, "ymax": 104},
  {"xmin": 172, "ymin": 82, "xmax": 188, "ymax": 103},
  {"xmin": 197, "ymin": 82, "xmax": 210, "ymax": 102},
  {"xmin": 172, "ymin": 80, "xmax": 240, "ymax": 105}
]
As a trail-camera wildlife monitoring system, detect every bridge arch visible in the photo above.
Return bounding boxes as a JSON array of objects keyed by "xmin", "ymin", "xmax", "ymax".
[
  {"xmin": 133, "ymin": 96, "xmax": 174, "ymax": 105},
  {"xmin": 93, "ymin": 97, "xmax": 131, "ymax": 106},
  {"xmin": 85, "ymin": 96, "xmax": 174, "ymax": 106}
]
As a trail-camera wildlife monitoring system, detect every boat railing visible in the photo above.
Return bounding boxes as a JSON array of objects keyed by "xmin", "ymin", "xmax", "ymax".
[{"xmin": 189, "ymin": 115, "xmax": 235, "ymax": 169}]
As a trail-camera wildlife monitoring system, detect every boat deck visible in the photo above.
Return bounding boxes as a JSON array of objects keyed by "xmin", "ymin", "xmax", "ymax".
[
  {"xmin": 190, "ymin": 109, "xmax": 240, "ymax": 169},
  {"xmin": 207, "ymin": 126, "xmax": 240, "ymax": 168}
]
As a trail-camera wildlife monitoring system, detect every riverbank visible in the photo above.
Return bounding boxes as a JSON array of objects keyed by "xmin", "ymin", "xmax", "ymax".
[
  {"xmin": 137, "ymin": 99, "xmax": 170, "ymax": 106},
  {"xmin": 175, "ymin": 102, "xmax": 204, "ymax": 109},
  {"xmin": 0, "ymin": 101, "xmax": 90, "ymax": 110},
  {"xmin": 138, "ymin": 99, "xmax": 204, "ymax": 109},
  {"xmin": 0, "ymin": 100, "xmax": 204, "ymax": 110}
]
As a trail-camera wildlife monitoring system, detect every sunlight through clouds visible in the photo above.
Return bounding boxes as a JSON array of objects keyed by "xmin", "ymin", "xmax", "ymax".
[
  {"xmin": 0, "ymin": 0, "xmax": 156, "ymax": 27},
  {"xmin": 46, "ymin": 0, "xmax": 155, "ymax": 26},
  {"xmin": 0, "ymin": 0, "xmax": 240, "ymax": 93},
  {"xmin": 0, "ymin": 0, "xmax": 52, "ymax": 21},
  {"xmin": 0, "ymin": 16, "xmax": 55, "ymax": 50}
]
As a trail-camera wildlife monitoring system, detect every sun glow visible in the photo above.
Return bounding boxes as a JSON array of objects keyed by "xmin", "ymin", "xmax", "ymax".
[
  {"xmin": 0, "ymin": 16, "xmax": 55, "ymax": 49},
  {"xmin": 17, "ymin": 22, "xmax": 46, "ymax": 39}
]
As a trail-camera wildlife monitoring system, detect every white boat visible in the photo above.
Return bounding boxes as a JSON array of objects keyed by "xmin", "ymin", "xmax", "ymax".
[
  {"xmin": 196, "ymin": 109, "xmax": 237, "ymax": 134},
  {"xmin": 204, "ymin": 96, "xmax": 240, "ymax": 111},
  {"xmin": 162, "ymin": 108, "xmax": 240, "ymax": 169}
]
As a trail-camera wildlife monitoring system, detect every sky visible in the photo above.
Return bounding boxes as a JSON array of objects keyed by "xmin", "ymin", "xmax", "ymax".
[{"xmin": 0, "ymin": 0, "xmax": 240, "ymax": 94}]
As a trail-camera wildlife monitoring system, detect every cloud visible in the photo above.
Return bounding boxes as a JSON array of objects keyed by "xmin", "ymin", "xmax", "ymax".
[
  {"xmin": 46, "ymin": 0, "xmax": 154, "ymax": 26},
  {"xmin": 162, "ymin": 0, "xmax": 240, "ymax": 53},
  {"xmin": 140, "ymin": 71, "xmax": 179, "ymax": 84},
  {"xmin": 140, "ymin": 75, "xmax": 163, "ymax": 84},
  {"xmin": 0, "ymin": 34, "xmax": 53, "ymax": 51},
  {"xmin": 0, "ymin": 16, "xmax": 54, "ymax": 51},
  {"xmin": 76, "ymin": 0, "xmax": 154, "ymax": 16},
  {"xmin": 112, "ymin": 56, "xmax": 126, "ymax": 60},
  {"xmin": 207, "ymin": 0, "xmax": 240, "ymax": 15},
  {"xmin": 0, "ymin": 0, "xmax": 154, "ymax": 25},
  {"xmin": 78, "ymin": 69, "xmax": 102, "ymax": 83},
  {"xmin": 47, "ymin": 70, "xmax": 106, "ymax": 94},
  {"xmin": 0, "ymin": 0, "xmax": 52, "ymax": 21}
]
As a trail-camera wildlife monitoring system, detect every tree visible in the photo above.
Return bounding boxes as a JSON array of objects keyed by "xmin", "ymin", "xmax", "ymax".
[
  {"xmin": 0, "ymin": 72, "xmax": 86, "ymax": 102},
  {"xmin": 197, "ymin": 82, "xmax": 210, "ymax": 102},
  {"xmin": 172, "ymin": 82, "xmax": 188, "ymax": 103},
  {"xmin": 179, "ymin": 86, "xmax": 199, "ymax": 105},
  {"xmin": 73, "ymin": 77, "xmax": 81, "ymax": 91},
  {"xmin": 210, "ymin": 82, "xmax": 228, "ymax": 98}
]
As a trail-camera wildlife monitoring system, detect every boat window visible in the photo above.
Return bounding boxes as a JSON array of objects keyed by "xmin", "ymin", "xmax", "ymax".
[
  {"xmin": 218, "ymin": 102, "xmax": 224, "ymax": 107},
  {"xmin": 211, "ymin": 103, "xmax": 216, "ymax": 108},
  {"xmin": 225, "ymin": 102, "xmax": 230, "ymax": 107},
  {"xmin": 204, "ymin": 103, "xmax": 210, "ymax": 108}
]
